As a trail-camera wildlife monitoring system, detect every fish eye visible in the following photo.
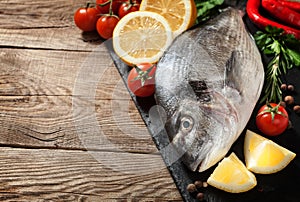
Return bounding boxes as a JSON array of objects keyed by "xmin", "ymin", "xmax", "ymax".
[
  {"xmin": 180, "ymin": 116, "xmax": 194, "ymax": 132},
  {"xmin": 183, "ymin": 121, "xmax": 190, "ymax": 128}
]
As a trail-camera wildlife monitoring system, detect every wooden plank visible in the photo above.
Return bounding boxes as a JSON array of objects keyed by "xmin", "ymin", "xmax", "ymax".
[
  {"xmin": 0, "ymin": 1, "xmax": 181, "ymax": 201},
  {"xmin": 0, "ymin": 0, "xmax": 82, "ymax": 29},
  {"xmin": 0, "ymin": 27, "xmax": 102, "ymax": 51},
  {"xmin": 0, "ymin": 47, "xmax": 156, "ymax": 152},
  {"xmin": 0, "ymin": 48, "xmax": 129, "ymax": 99},
  {"xmin": 0, "ymin": 95, "xmax": 157, "ymax": 153},
  {"xmin": 0, "ymin": 0, "xmax": 104, "ymax": 51},
  {"xmin": 0, "ymin": 147, "xmax": 182, "ymax": 201}
]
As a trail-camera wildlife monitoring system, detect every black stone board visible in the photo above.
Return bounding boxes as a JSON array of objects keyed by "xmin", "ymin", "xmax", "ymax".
[{"xmin": 104, "ymin": 10, "xmax": 300, "ymax": 202}]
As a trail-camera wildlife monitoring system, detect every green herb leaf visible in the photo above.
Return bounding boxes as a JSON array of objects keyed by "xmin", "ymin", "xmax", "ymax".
[
  {"xmin": 254, "ymin": 26, "xmax": 300, "ymax": 103},
  {"xmin": 194, "ymin": 0, "xmax": 224, "ymax": 23},
  {"xmin": 269, "ymin": 40, "xmax": 281, "ymax": 54},
  {"xmin": 265, "ymin": 25, "xmax": 284, "ymax": 35},
  {"xmin": 263, "ymin": 48, "xmax": 274, "ymax": 55},
  {"xmin": 287, "ymin": 48, "xmax": 300, "ymax": 67}
]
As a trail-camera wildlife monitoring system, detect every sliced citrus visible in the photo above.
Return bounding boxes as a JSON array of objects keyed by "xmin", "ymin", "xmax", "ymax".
[
  {"xmin": 244, "ymin": 130, "xmax": 296, "ymax": 174},
  {"xmin": 139, "ymin": 0, "xmax": 197, "ymax": 37},
  {"xmin": 207, "ymin": 153, "xmax": 257, "ymax": 193},
  {"xmin": 112, "ymin": 11, "xmax": 173, "ymax": 65}
]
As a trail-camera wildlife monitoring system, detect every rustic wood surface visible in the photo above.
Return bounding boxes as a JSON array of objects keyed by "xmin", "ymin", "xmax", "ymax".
[{"xmin": 0, "ymin": 0, "xmax": 182, "ymax": 201}]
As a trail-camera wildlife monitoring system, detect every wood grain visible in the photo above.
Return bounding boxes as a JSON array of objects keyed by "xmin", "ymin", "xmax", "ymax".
[
  {"xmin": 0, "ymin": 0, "xmax": 78, "ymax": 29},
  {"xmin": 0, "ymin": 28, "xmax": 102, "ymax": 51},
  {"xmin": 0, "ymin": 47, "xmax": 157, "ymax": 152},
  {"xmin": 0, "ymin": 48, "xmax": 129, "ymax": 98},
  {"xmin": 0, "ymin": 95, "xmax": 158, "ymax": 153},
  {"xmin": 0, "ymin": 0, "xmax": 183, "ymax": 200},
  {"xmin": 0, "ymin": 0, "xmax": 103, "ymax": 51},
  {"xmin": 0, "ymin": 147, "xmax": 182, "ymax": 201}
]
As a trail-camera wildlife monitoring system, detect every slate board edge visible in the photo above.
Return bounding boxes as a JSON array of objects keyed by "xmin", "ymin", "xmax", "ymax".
[{"xmin": 104, "ymin": 40, "xmax": 197, "ymax": 202}]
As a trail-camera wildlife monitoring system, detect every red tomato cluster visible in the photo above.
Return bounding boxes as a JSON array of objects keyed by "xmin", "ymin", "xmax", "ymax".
[
  {"xmin": 75, "ymin": 1, "xmax": 156, "ymax": 98},
  {"xmin": 74, "ymin": 0, "xmax": 140, "ymax": 39}
]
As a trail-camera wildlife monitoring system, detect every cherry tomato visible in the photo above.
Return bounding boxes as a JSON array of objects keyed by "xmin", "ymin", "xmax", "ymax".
[
  {"xmin": 256, "ymin": 103, "xmax": 289, "ymax": 136},
  {"xmin": 127, "ymin": 63, "xmax": 156, "ymax": 97},
  {"xmin": 118, "ymin": 1, "xmax": 140, "ymax": 18},
  {"xmin": 74, "ymin": 7, "xmax": 100, "ymax": 32},
  {"xmin": 96, "ymin": 15, "xmax": 119, "ymax": 39},
  {"xmin": 96, "ymin": 0, "xmax": 124, "ymax": 14}
]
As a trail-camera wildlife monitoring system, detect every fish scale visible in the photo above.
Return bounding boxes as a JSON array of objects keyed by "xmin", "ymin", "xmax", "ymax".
[{"xmin": 155, "ymin": 8, "xmax": 264, "ymax": 172}]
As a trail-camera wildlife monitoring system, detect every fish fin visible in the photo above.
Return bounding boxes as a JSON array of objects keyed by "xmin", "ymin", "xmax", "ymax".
[{"xmin": 224, "ymin": 50, "xmax": 244, "ymax": 101}]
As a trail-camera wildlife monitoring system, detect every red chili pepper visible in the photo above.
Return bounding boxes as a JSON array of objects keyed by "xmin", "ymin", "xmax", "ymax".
[
  {"xmin": 262, "ymin": 0, "xmax": 300, "ymax": 29},
  {"xmin": 279, "ymin": 0, "xmax": 300, "ymax": 13},
  {"xmin": 246, "ymin": 0, "xmax": 300, "ymax": 39}
]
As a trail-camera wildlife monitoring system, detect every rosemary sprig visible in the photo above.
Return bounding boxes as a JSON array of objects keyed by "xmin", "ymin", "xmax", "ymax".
[
  {"xmin": 254, "ymin": 26, "xmax": 300, "ymax": 103},
  {"xmin": 194, "ymin": 0, "xmax": 224, "ymax": 23}
]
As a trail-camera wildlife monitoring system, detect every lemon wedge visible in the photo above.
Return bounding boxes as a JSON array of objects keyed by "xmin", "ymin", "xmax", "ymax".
[
  {"xmin": 244, "ymin": 130, "xmax": 296, "ymax": 174},
  {"xmin": 207, "ymin": 152, "xmax": 257, "ymax": 193},
  {"xmin": 139, "ymin": 0, "xmax": 197, "ymax": 37},
  {"xmin": 112, "ymin": 11, "xmax": 173, "ymax": 66}
]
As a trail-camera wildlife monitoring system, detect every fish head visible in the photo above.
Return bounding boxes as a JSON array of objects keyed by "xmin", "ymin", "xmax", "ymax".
[{"xmin": 166, "ymin": 92, "xmax": 238, "ymax": 172}]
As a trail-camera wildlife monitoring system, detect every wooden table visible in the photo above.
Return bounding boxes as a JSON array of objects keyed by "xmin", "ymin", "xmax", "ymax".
[{"xmin": 0, "ymin": 0, "xmax": 182, "ymax": 201}]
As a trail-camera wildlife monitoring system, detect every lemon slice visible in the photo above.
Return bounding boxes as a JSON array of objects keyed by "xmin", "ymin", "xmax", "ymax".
[
  {"xmin": 207, "ymin": 153, "xmax": 257, "ymax": 193},
  {"xmin": 139, "ymin": 0, "xmax": 197, "ymax": 37},
  {"xmin": 244, "ymin": 130, "xmax": 296, "ymax": 174},
  {"xmin": 112, "ymin": 11, "xmax": 173, "ymax": 65}
]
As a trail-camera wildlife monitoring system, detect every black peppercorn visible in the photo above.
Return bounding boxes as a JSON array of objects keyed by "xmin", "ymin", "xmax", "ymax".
[
  {"xmin": 293, "ymin": 105, "xmax": 300, "ymax": 113},
  {"xmin": 281, "ymin": 84, "xmax": 287, "ymax": 91},
  {"xmin": 187, "ymin": 183, "xmax": 197, "ymax": 193},
  {"xmin": 196, "ymin": 192, "xmax": 205, "ymax": 201},
  {"xmin": 194, "ymin": 180, "xmax": 203, "ymax": 189},
  {"xmin": 284, "ymin": 95, "xmax": 294, "ymax": 105},
  {"xmin": 287, "ymin": 84, "xmax": 295, "ymax": 91}
]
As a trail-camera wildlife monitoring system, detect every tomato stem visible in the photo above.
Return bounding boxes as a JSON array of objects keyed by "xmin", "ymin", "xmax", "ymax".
[
  {"xmin": 85, "ymin": 2, "xmax": 94, "ymax": 9},
  {"xmin": 126, "ymin": 2, "xmax": 133, "ymax": 11},
  {"xmin": 127, "ymin": 0, "xmax": 139, "ymax": 10},
  {"xmin": 97, "ymin": 0, "xmax": 118, "ymax": 17},
  {"xmin": 109, "ymin": 0, "xmax": 114, "ymax": 15},
  {"xmin": 257, "ymin": 102, "xmax": 287, "ymax": 122},
  {"xmin": 131, "ymin": 64, "xmax": 155, "ymax": 87},
  {"xmin": 97, "ymin": 0, "xmax": 111, "ymax": 7}
]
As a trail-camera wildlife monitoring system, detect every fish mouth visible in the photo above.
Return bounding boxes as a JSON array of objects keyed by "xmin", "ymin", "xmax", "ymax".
[
  {"xmin": 197, "ymin": 147, "xmax": 228, "ymax": 172},
  {"xmin": 171, "ymin": 124, "xmax": 229, "ymax": 172},
  {"xmin": 196, "ymin": 160, "xmax": 203, "ymax": 171}
]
